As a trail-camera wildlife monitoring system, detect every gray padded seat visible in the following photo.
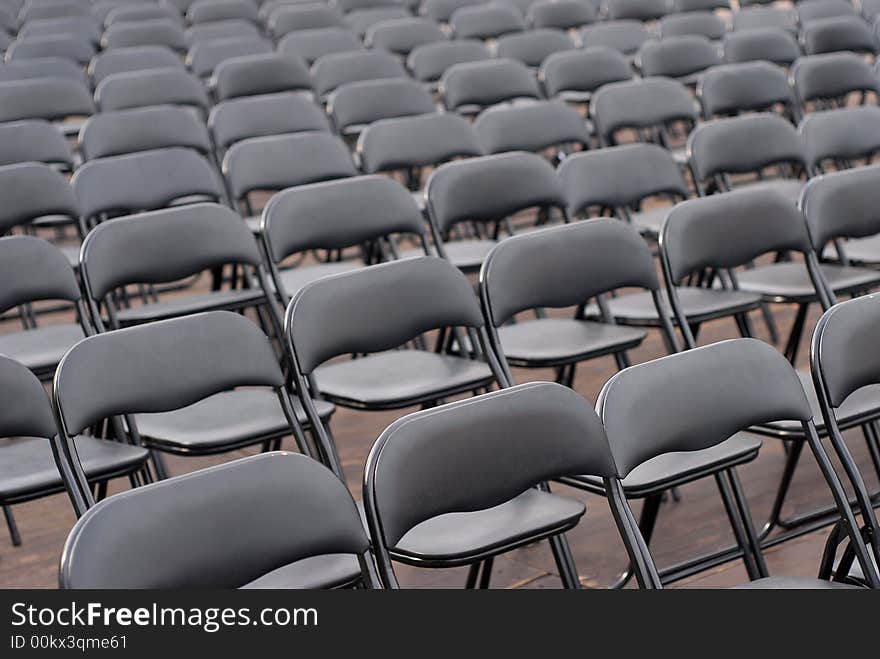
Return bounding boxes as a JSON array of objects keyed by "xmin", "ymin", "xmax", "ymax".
[
  {"xmin": 527, "ymin": 0, "xmax": 596, "ymax": 30},
  {"xmin": 6, "ymin": 34, "xmax": 96, "ymax": 64},
  {"xmin": 95, "ymin": 68, "xmax": 209, "ymax": 112},
  {"xmin": 0, "ymin": 57, "xmax": 87, "ymax": 84},
  {"xmin": 449, "ymin": 3, "xmax": 525, "ymax": 40},
  {"xmin": 494, "ymin": 28, "xmax": 574, "ymax": 68},
  {"xmin": 734, "ymin": 178, "xmax": 804, "ymax": 202},
  {"xmin": 732, "ymin": 576, "xmax": 859, "ymax": 589},
  {"xmin": 277, "ymin": 262, "xmax": 364, "ymax": 299},
  {"xmin": 637, "ymin": 35, "xmax": 722, "ymax": 85},
  {"xmin": 580, "ymin": 20, "xmax": 650, "ymax": 57},
  {"xmin": 0, "ymin": 324, "xmax": 85, "ymax": 374},
  {"xmin": 102, "ymin": 19, "xmax": 187, "ymax": 51},
  {"xmin": 723, "ymin": 27, "xmax": 800, "ymax": 66},
  {"xmin": 240, "ymin": 554, "xmax": 362, "ymax": 589},
  {"xmin": 497, "ymin": 319, "xmax": 646, "ymax": 364},
  {"xmin": 186, "ymin": 36, "xmax": 273, "ymax": 78},
  {"xmin": 277, "ymin": 27, "xmax": 363, "ymax": 65},
  {"xmin": 407, "ymin": 39, "xmax": 490, "ymax": 84},
  {"xmin": 345, "ymin": 7, "xmax": 410, "ymax": 36},
  {"xmin": 826, "ymin": 234, "xmax": 880, "ymax": 265},
  {"xmin": 473, "ymin": 101, "xmax": 590, "ymax": 154},
  {"xmin": 88, "ymin": 46, "xmax": 184, "ymax": 86},
  {"xmin": 114, "ymin": 288, "xmax": 267, "ymax": 324},
  {"xmin": 659, "ymin": 11, "xmax": 727, "ymax": 41},
  {"xmin": 801, "ymin": 15, "xmax": 877, "ymax": 55},
  {"xmin": 268, "ymin": 5, "xmax": 347, "ymax": 39},
  {"xmin": 740, "ymin": 262, "xmax": 880, "ymax": 302},
  {"xmin": 591, "ymin": 287, "xmax": 762, "ymax": 325},
  {"xmin": 312, "ymin": 49, "xmax": 406, "ymax": 99},
  {"xmin": 539, "ymin": 46, "xmax": 633, "ymax": 102},
  {"xmin": 365, "ymin": 17, "xmax": 446, "ymax": 55},
  {"xmin": 792, "ymin": 52, "xmax": 880, "ymax": 104},
  {"xmin": 732, "ymin": 6, "xmax": 797, "ymax": 34},
  {"xmin": 213, "ymin": 52, "xmax": 311, "ymax": 100}
]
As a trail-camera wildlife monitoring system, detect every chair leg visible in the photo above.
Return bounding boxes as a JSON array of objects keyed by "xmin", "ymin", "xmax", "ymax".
[
  {"xmin": 150, "ymin": 450, "xmax": 169, "ymax": 480},
  {"xmin": 609, "ymin": 493, "xmax": 662, "ymax": 588},
  {"xmin": 724, "ymin": 469, "xmax": 769, "ymax": 578},
  {"xmin": 548, "ymin": 533, "xmax": 581, "ymax": 589},
  {"xmin": 478, "ymin": 557, "xmax": 494, "ymax": 589},
  {"xmin": 715, "ymin": 472, "xmax": 762, "ymax": 580},
  {"xmin": 783, "ymin": 304, "xmax": 809, "ymax": 364},
  {"xmin": 758, "ymin": 302, "xmax": 779, "ymax": 344},
  {"xmin": 465, "ymin": 563, "xmax": 481, "ymax": 589},
  {"xmin": 760, "ymin": 439, "xmax": 804, "ymax": 539},
  {"xmin": 3, "ymin": 505, "xmax": 21, "ymax": 547}
]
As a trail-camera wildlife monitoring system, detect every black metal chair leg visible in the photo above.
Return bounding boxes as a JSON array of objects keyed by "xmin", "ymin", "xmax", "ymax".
[
  {"xmin": 783, "ymin": 303, "xmax": 808, "ymax": 364},
  {"xmin": 609, "ymin": 493, "xmax": 662, "ymax": 588},
  {"xmin": 3, "ymin": 505, "xmax": 21, "ymax": 546},
  {"xmin": 758, "ymin": 302, "xmax": 779, "ymax": 343},
  {"xmin": 724, "ymin": 469, "xmax": 769, "ymax": 578},
  {"xmin": 548, "ymin": 534, "xmax": 581, "ymax": 589},
  {"xmin": 760, "ymin": 439, "xmax": 804, "ymax": 539},
  {"xmin": 478, "ymin": 557, "xmax": 494, "ymax": 589},
  {"xmin": 465, "ymin": 562, "xmax": 481, "ymax": 589},
  {"xmin": 150, "ymin": 449, "xmax": 169, "ymax": 480}
]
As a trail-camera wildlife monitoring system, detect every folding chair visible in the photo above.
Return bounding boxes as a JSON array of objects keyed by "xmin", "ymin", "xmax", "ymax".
[
  {"xmin": 88, "ymin": 45, "xmax": 184, "ymax": 86},
  {"xmin": 345, "ymin": 6, "xmax": 411, "ymax": 37},
  {"xmin": 102, "ymin": 18, "xmax": 188, "ymax": 51},
  {"xmin": 19, "ymin": 15, "xmax": 102, "ymax": 44},
  {"xmin": 364, "ymin": 382, "xmax": 618, "ymax": 588},
  {"xmin": 698, "ymin": 61, "xmax": 800, "ymax": 123},
  {"xmin": 539, "ymin": 46, "xmax": 632, "ymax": 105},
  {"xmin": 480, "ymin": 220, "xmax": 679, "ymax": 388},
  {"xmin": 636, "ymin": 35, "xmax": 722, "ymax": 86},
  {"xmin": 723, "ymin": 27, "xmax": 801, "ymax": 66},
  {"xmin": 421, "ymin": 0, "xmax": 484, "ymax": 24},
  {"xmin": 441, "ymin": 58, "xmax": 541, "ymax": 115},
  {"xmin": 284, "ymin": 256, "xmax": 506, "ymax": 475},
  {"xmin": 495, "ymin": 28, "xmax": 574, "ymax": 68},
  {"xmin": 527, "ymin": 0, "xmax": 596, "ymax": 30},
  {"xmin": 187, "ymin": 0, "xmax": 259, "ymax": 25},
  {"xmin": 800, "ymin": 106, "xmax": 880, "ymax": 174},
  {"xmin": 792, "ymin": 52, "xmax": 880, "ymax": 110},
  {"xmin": 599, "ymin": 338, "xmax": 878, "ymax": 588},
  {"xmin": 731, "ymin": 6, "xmax": 797, "ymax": 34},
  {"xmin": 407, "ymin": 38, "xmax": 490, "ymax": 85},
  {"xmin": 104, "ymin": 4, "xmax": 182, "ymax": 26},
  {"xmin": 802, "ymin": 15, "xmax": 878, "ymax": 55},
  {"xmin": 659, "ymin": 11, "xmax": 727, "ymax": 41},
  {"xmin": 261, "ymin": 175, "xmax": 429, "ymax": 302},
  {"xmin": 558, "ymin": 143, "xmax": 689, "ymax": 238},
  {"xmin": 213, "ymin": 52, "xmax": 311, "ymax": 100},
  {"xmin": 278, "ymin": 27, "xmax": 363, "ymax": 66},
  {"xmin": 95, "ymin": 68, "xmax": 210, "ymax": 113},
  {"xmin": 312, "ymin": 48, "xmax": 406, "ymax": 99},
  {"xmin": 606, "ymin": 0, "xmax": 667, "ymax": 21},
  {"xmin": 473, "ymin": 101, "xmax": 590, "ymax": 156},
  {"xmin": 329, "ymin": 78, "xmax": 435, "ymax": 137},
  {"xmin": 5, "ymin": 33, "xmax": 95, "ymax": 63},
  {"xmin": 425, "ymin": 151, "xmax": 568, "ymax": 272},
  {"xmin": 186, "ymin": 35, "xmax": 273, "ymax": 79},
  {"xmin": 185, "ymin": 19, "xmax": 261, "ymax": 45},
  {"xmin": 364, "ymin": 17, "xmax": 445, "ymax": 56},
  {"xmin": 0, "ymin": 56, "xmax": 86, "ymax": 84},
  {"xmin": 579, "ymin": 19, "xmax": 650, "ymax": 58},
  {"xmin": 0, "ymin": 119, "xmax": 74, "ymax": 170},
  {"xmin": 449, "ymin": 3, "xmax": 525, "ymax": 39},
  {"xmin": 268, "ymin": 4, "xmax": 347, "ymax": 39},
  {"xmin": 797, "ymin": 0, "xmax": 856, "ymax": 25},
  {"xmin": 687, "ymin": 113, "xmax": 807, "ymax": 200}
]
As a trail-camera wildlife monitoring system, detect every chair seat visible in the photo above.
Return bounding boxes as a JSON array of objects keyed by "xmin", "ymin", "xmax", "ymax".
[
  {"xmin": 827, "ymin": 234, "xmax": 880, "ymax": 265},
  {"xmin": 737, "ymin": 262, "xmax": 880, "ymax": 303},
  {"xmin": 278, "ymin": 261, "xmax": 363, "ymax": 300},
  {"xmin": 0, "ymin": 324, "xmax": 84, "ymax": 376},
  {"xmin": 498, "ymin": 318, "xmax": 646, "ymax": 366},
  {"xmin": 441, "ymin": 239, "xmax": 498, "ymax": 271},
  {"xmin": 588, "ymin": 287, "xmax": 761, "ymax": 326},
  {"xmin": 314, "ymin": 350, "xmax": 495, "ymax": 409},
  {"xmin": 116, "ymin": 288, "xmax": 266, "ymax": 324},
  {"xmin": 0, "ymin": 436, "xmax": 148, "ymax": 502},
  {"xmin": 135, "ymin": 389, "xmax": 335, "ymax": 453},
  {"xmin": 241, "ymin": 553, "xmax": 363, "ymax": 589},
  {"xmin": 564, "ymin": 432, "xmax": 762, "ymax": 497},
  {"xmin": 735, "ymin": 179, "xmax": 804, "ymax": 203},
  {"xmin": 731, "ymin": 576, "xmax": 860, "ymax": 589},
  {"xmin": 391, "ymin": 488, "xmax": 585, "ymax": 566},
  {"xmin": 629, "ymin": 206, "xmax": 671, "ymax": 236}
]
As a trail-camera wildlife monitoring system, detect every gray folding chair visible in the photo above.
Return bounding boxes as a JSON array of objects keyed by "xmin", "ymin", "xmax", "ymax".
[
  {"xmin": 328, "ymin": 78, "xmax": 435, "ymax": 136},
  {"xmin": 0, "ymin": 119, "xmax": 74, "ymax": 170},
  {"xmin": 449, "ymin": 3, "xmax": 525, "ymax": 39},
  {"xmin": 101, "ymin": 18, "xmax": 188, "ymax": 51},
  {"xmin": 637, "ymin": 35, "xmax": 722, "ymax": 86},
  {"xmin": 659, "ymin": 11, "xmax": 727, "ymax": 41},
  {"xmin": 539, "ymin": 46, "xmax": 632, "ymax": 105},
  {"xmin": 425, "ymin": 151, "xmax": 568, "ymax": 272},
  {"xmin": 441, "ymin": 58, "xmax": 541, "ymax": 115},
  {"xmin": 94, "ymin": 68, "xmax": 210, "ymax": 113},
  {"xmin": 365, "ymin": 382, "xmax": 618, "ymax": 588},
  {"xmin": 185, "ymin": 19, "xmax": 261, "ymax": 45},
  {"xmin": 528, "ymin": 0, "xmax": 596, "ymax": 30},
  {"xmin": 277, "ymin": 27, "xmax": 363, "ymax": 65},
  {"xmin": 580, "ymin": 19, "xmax": 650, "ymax": 57},
  {"xmin": 723, "ymin": 27, "xmax": 801, "ymax": 66},
  {"xmin": 495, "ymin": 28, "xmax": 574, "ymax": 69},
  {"xmin": 599, "ymin": 338, "xmax": 877, "ymax": 588},
  {"xmin": 5, "ymin": 33, "xmax": 95, "ymax": 63},
  {"xmin": 732, "ymin": 6, "xmax": 797, "ymax": 34},
  {"xmin": 187, "ymin": 0, "xmax": 259, "ymax": 24},
  {"xmin": 268, "ymin": 4, "xmax": 347, "ymax": 39},
  {"xmin": 801, "ymin": 15, "xmax": 877, "ymax": 55},
  {"xmin": 792, "ymin": 52, "xmax": 880, "ymax": 109},
  {"xmin": 88, "ymin": 45, "xmax": 184, "ymax": 86},
  {"xmin": 213, "ymin": 52, "xmax": 311, "ymax": 100},
  {"xmin": 312, "ymin": 48, "xmax": 406, "ymax": 99},
  {"xmin": 407, "ymin": 38, "xmax": 490, "ymax": 85},
  {"xmin": 0, "ymin": 56, "xmax": 86, "ymax": 84},
  {"xmin": 698, "ymin": 61, "xmax": 800, "ymax": 123},
  {"xmin": 186, "ymin": 35, "xmax": 273, "ymax": 79},
  {"xmin": 800, "ymin": 106, "xmax": 880, "ymax": 174},
  {"xmin": 473, "ymin": 100, "xmax": 589, "ymax": 156},
  {"xmin": 364, "ymin": 17, "xmax": 445, "ymax": 56},
  {"xmin": 0, "ymin": 78, "xmax": 94, "ymax": 134}
]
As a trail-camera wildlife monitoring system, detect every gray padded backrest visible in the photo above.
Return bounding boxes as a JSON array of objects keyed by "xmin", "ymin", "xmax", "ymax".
[
  {"xmin": 6, "ymin": 34, "xmax": 96, "ymax": 63},
  {"xmin": 187, "ymin": 0, "xmax": 258, "ymax": 24},
  {"xmin": 814, "ymin": 293, "xmax": 880, "ymax": 407},
  {"xmin": 312, "ymin": 49, "xmax": 406, "ymax": 98},
  {"xmin": 540, "ymin": 46, "xmax": 632, "ymax": 97},
  {"xmin": 19, "ymin": 16, "xmax": 102, "ymax": 44},
  {"xmin": 0, "ymin": 120, "xmax": 73, "ymax": 168},
  {"xmin": 187, "ymin": 36, "xmax": 273, "ymax": 77},
  {"xmin": 214, "ymin": 52, "xmax": 311, "ymax": 100},
  {"xmin": 688, "ymin": 113, "xmax": 806, "ymax": 181},
  {"xmin": 802, "ymin": 15, "xmax": 877, "ymax": 54},
  {"xmin": 79, "ymin": 106, "xmax": 211, "ymax": 160},
  {"xmin": 358, "ymin": 112, "xmax": 483, "ymax": 172},
  {"xmin": 798, "ymin": 0, "xmax": 855, "ymax": 24},
  {"xmin": 732, "ymin": 6, "xmax": 797, "ymax": 33},
  {"xmin": 105, "ymin": 4, "xmax": 181, "ymax": 26},
  {"xmin": 792, "ymin": 52, "xmax": 880, "ymax": 102},
  {"xmin": 421, "ymin": 0, "xmax": 484, "ymax": 23},
  {"xmin": 337, "ymin": 0, "xmax": 404, "ymax": 13},
  {"xmin": 599, "ymin": 338, "xmax": 812, "ymax": 476},
  {"xmin": 329, "ymin": 78, "xmax": 435, "ymax": 131},
  {"xmin": 659, "ymin": 10, "xmax": 726, "ymax": 40},
  {"xmin": 580, "ymin": 19, "xmax": 650, "ymax": 55},
  {"xmin": 55, "ymin": 311, "xmax": 284, "ymax": 435},
  {"xmin": 368, "ymin": 382, "xmax": 615, "ymax": 547},
  {"xmin": 0, "ymin": 162, "xmax": 79, "ymax": 232},
  {"xmin": 20, "ymin": 1, "xmax": 88, "ymax": 23},
  {"xmin": 209, "ymin": 92, "xmax": 330, "ymax": 151},
  {"xmin": 723, "ymin": 27, "xmax": 800, "ymax": 65},
  {"xmin": 473, "ymin": 101, "xmax": 590, "ymax": 154},
  {"xmin": 263, "ymin": 175, "xmax": 424, "ymax": 261},
  {"xmin": 450, "ymin": 3, "xmax": 525, "ymax": 39},
  {"xmin": 0, "ymin": 78, "xmax": 94, "ymax": 122},
  {"xmin": 494, "ymin": 28, "xmax": 574, "ymax": 67},
  {"xmin": 699, "ymin": 61, "xmax": 794, "ymax": 117},
  {"xmin": 185, "ymin": 19, "xmax": 260, "ymax": 45},
  {"xmin": 606, "ymin": 0, "xmax": 667, "ymax": 21},
  {"xmin": 61, "ymin": 452, "xmax": 368, "ymax": 588},
  {"xmin": 345, "ymin": 7, "xmax": 411, "ymax": 38},
  {"xmin": 638, "ymin": 35, "xmax": 721, "ymax": 78},
  {"xmin": 277, "ymin": 27, "xmax": 362, "ymax": 65},
  {"xmin": 88, "ymin": 46, "xmax": 184, "ymax": 85},
  {"xmin": 0, "ymin": 236, "xmax": 81, "ymax": 313},
  {"xmin": 800, "ymin": 165, "xmax": 880, "ymax": 249},
  {"xmin": 102, "ymin": 19, "xmax": 187, "ymax": 51},
  {"xmin": 662, "ymin": 188, "xmax": 812, "ymax": 282},
  {"xmin": 0, "ymin": 355, "xmax": 58, "ymax": 440},
  {"xmin": 482, "ymin": 219, "xmax": 659, "ymax": 325},
  {"xmin": 441, "ymin": 58, "xmax": 541, "ymax": 111},
  {"xmin": 365, "ymin": 17, "xmax": 445, "ymax": 54},
  {"xmin": 73, "ymin": 147, "xmax": 223, "ymax": 219},
  {"xmin": 558, "ymin": 143, "xmax": 688, "ymax": 217},
  {"xmin": 0, "ymin": 57, "xmax": 86, "ymax": 84},
  {"xmin": 427, "ymin": 151, "xmax": 566, "ymax": 231},
  {"xmin": 591, "ymin": 77, "xmax": 696, "ymax": 139},
  {"xmin": 528, "ymin": 0, "xmax": 597, "ymax": 30},
  {"xmin": 269, "ymin": 4, "xmax": 346, "ymax": 39},
  {"xmin": 95, "ymin": 68, "xmax": 209, "ymax": 111},
  {"xmin": 407, "ymin": 39, "xmax": 491, "ymax": 82},
  {"xmin": 675, "ymin": 0, "xmax": 730, "ymax": 10},
  {"xmin": 800, "ymin": 106, "xmax": 880, "ymax": 170},
  {"xmin": 81, "ymin": 203, "xmax": 263, "ymax": 300},
  {"xmin": 223, "ymin": 132, "xmax": 356, "ymax": 199},
  {"xmin": 288, "ymin": 256, "xmax": 484, "ymax": 373}
]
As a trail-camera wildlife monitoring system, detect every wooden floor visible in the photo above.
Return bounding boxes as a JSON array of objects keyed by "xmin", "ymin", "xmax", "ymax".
[{"xmin": 0, "ymin": 256, "xmax": 876, "ymax": 590}]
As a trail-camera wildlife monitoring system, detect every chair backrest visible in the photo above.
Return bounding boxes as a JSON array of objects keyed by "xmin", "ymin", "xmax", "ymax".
[
  {"xmin": 473, "ymin": 100, "xmax": 590, "ymax": 154},
  {"xmin": 269, "ymin": 4, "xmax": 346, "ymax": 39},
  {"xmin": 481, "ymin": 219, "xmax": 659, "ymax": 326},
  {"xmin": 102, "ymin": 18, "xmax": 187, "ymax": 51},
  {"xmin": 0, "ymin": 162, "xmax": 79, "ymax": 233},
  {"xmin": 539, "ymin": 46, "xmax": 632, "ymax": 98},
  {"xmin": 19, "ymin": 16, "xmax": 102, "ymax": 44},
  {"xmin": 421, "ymin": 0, "xmax": 484, "ymax": 23},
  {"xmin": 337, "ymin": 0, "xmax": 403, "ymax": 12},
  {"xmin": 660, "ymin": 188, "xmax": 813, "ymax": 283},
  {"xmin": 637, "ymin": 35, "xmax": 722, "ymax": 79},
  {"xmin": 214, "ymin": 52, "xmax": 311, "ymax": 100},
  {"xmin": 449, "ymin": 3, "xmax": 525, "ymax": 39},
  {"xmin": 105, "ymin": 4, "xmax": 181, "ymax": 26},
  {"xmin": 78, "ymin": 105, "xmax": 212, "ymax": 160},
  {"xmin": 441, "ymin": 58, "xmax": 541, "ymax": 112},
  {"xmin": 0, "ymin": 235, "xmax": 81, "ymax": 315},
  {"xmin": 345, "ymin": 7, "xmax": 410, "ymax": 37},
  {"xmin": 494, "ymin": 28, "xmax": 574, "ymax": 68},
  {"xmin": 186, "ymin": 35, "xmax": 273, "ymax": 78},
  {"xmin": 209, "ymin": 92, "xmax": 330, "ymax": 152},
  {"xmin": 365, "ymin": 381, "xmax": 616, "ymax": 550},
  {"xmin": 591, "ymin": 77, "xmax": 696, "ymax": 142},
  {"xmin": 0, "ymin": 354, "xmax": 59, "ymax": 441},
  {"xmin": 0, "ymin": 57, "xmax": 86, "ymax": 84},
  {"xmin": 800, "ymin": 164, "xmax": 880, "ymax": 251},
  {"xmin": 800, "ymin": 106, "xmax": 880, "ymax": 171},
  {"xmin": 792, "ymin": 52, "xmax": 880, "ymax": 104},
  {"xmin": 185, "ymin": 19, "xmax": 260, "ymax": 45},
  {"xmin": 60, "ymin": 452, "xmax": 371, "ymax": 588},
  {"xmin": 798, "ymin": 0, "xmax": 855, "ymax": 25},
  {"xmin": 558, "ymin": 143, "xmax": 689, "ymax": 218},
  {"xmin": 426, "ymin": 151, "xmax": 566, "ymax": 233},
  {"xmin": 0, "ymin": 78, "xmax": 94, "ymax": 122},
  {"xmin": 95, "ymin": 68, "xmax": 209, "ymax": 112},
  {"xmin": 802, "ymin": 15, "xmax": 877, "ymax": 55},
  {"xmin": 20, "ymin": 1, "xmax": 88, "ymax": 23},
  {"xmin": 659, "ymin": 10, "xmax": 727, "ymax": 40},
  {"xmin": 187, "ymin": 0, "xmax": 258, "ymax": 24},
  {"xmin": 0, "ymin": 119, "xmax": 73, "ymax": 169},
  {"xmin": 606, "ymin": 0, "xmax": 667, "ymax": 21},
  {"xmin": 6, "ymin": 34, "xmax": 96, "ymax": 63},
  {"xmin": 80, "ymin": 203, "xmax": 264, "ymax": 305},
  {"xmin": 329, "ymin": 78, "xmax": 435, "ymax": 133},
  {"xmin": 277, "ymin": 26, "xmax": 362, "ymax": 65},
  {"xmin": 54, "ymin": 311, "xmax": 285, "ymax": 436},
  {"xmin": 580, "ymin": 19, "xmax": 650, "ymax": 55},
  {"xmin": 312, "ymin": 48, "xmax": 406, "ymax": 99},
  {"xmin": 287, "ymin": 256, "xmax": 484, "ymax": 374},
  {"xmin": 732, "ymin": 6, "xmax": 797, "ymax": 33},
  {"xmin": 723, "ymin": 27, "xmax": 800, "ymax": 66},
  {"xmin": 366, "ymin": 17, "xmax": 445, "ymax": 55},
  {"xmin": 358, "ymin": 112, "xmax": 483, "ymax": 173},
  {"xmin": 528, "ymin": 0, "xmax": 596, "ymax": 30},
  {"xmin": 407, "ymin": 38, "xmax": 491, "ymax": 83},
  {"xmin": 88, "ymin": 45, "xmax": 183, "ymax": 85},
  {"xmin": 72, "ymin": 147, "xmax": 224, "ymax": 220},
  {"xmin": 223, "ymin": 132, "xmax": 356, "ymax": 201},
  {"xmin": 698, "ymin": 61, "xmax": 796, "ymax": 117},
  {"xmin": 687, "ymin": 113, "xmax": 806, "ymax": 183}
]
